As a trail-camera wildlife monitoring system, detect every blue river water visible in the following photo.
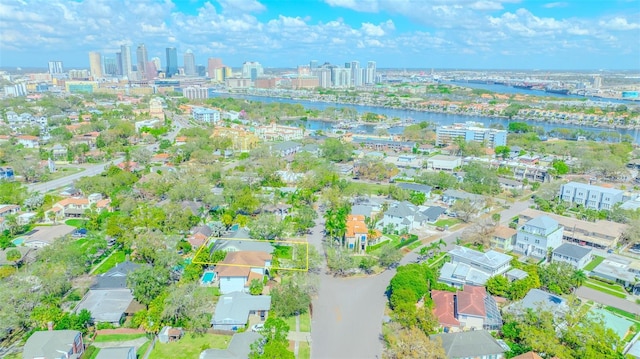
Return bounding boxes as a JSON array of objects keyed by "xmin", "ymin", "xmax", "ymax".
[{"xmin": 210, "ymin": 92, "xmax": 640, "ymax": 143}]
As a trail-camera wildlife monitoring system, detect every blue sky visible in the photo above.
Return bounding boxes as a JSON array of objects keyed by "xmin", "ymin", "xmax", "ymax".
[{"xmin": 0, "ymin": 0, "xmax": 639, "ymax": 70}]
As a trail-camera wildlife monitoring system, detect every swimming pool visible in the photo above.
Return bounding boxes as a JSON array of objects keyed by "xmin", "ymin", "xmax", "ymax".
[
  {"xmin": 202, "ymin": 271, "xmax": 216, "ymax": 284},
  {"xmin": 12, "ymin": 238, "xmax": 24, "ymax": 245}
]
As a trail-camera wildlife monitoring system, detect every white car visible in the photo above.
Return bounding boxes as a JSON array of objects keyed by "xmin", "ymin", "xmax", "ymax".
[{"xmin": 251, "ymin": 323, "xmax": 264, "ymax": 332}]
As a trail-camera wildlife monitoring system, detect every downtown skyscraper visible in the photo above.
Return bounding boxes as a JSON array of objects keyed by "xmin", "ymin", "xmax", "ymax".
[
  {"xmin": 183, "ymin": 49, "xmax": 196, "ymax": 76},
  {"xmin": 88, "ymin": 51, "xmax": 103, "ymax": 79},
  {"xmin": 48, "ymin": 61, "xmax": 63, "ymax": 75},
  {"xmin": 136, "ymin": 44, "xmax": 148, "ymax": 80},
  {"xmin": 165, "ymin": 47, "xmax": 178, "ymax": 78},
  {"xmin": 120, "ymin": 44, "xmax": 133, "ymax": 79}
]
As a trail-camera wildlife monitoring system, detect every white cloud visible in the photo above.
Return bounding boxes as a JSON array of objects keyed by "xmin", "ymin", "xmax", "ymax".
[
  {"xmin": 543, "ymin": 2, "xmax": 568, "ymax": 8},
  {"xmin": 325, "ymin": 0, "xmax": 379, "ymax": 12},
  {"xmin": 361, "ymin": 22, "xmax": 385, "ymax": 36},
  {"xmin": 599, "ymin": 17, "xmax": 640, "ymax": 31},
  {"xmin": 218, "ymin": 0, "xmax": 266, "ymax": 13}
]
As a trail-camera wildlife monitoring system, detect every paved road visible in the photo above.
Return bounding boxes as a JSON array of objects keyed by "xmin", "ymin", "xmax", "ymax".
[
  {"xmin": 309, "ymin": 216, "xmax": 418, "ymax": 359},
  {"xmin": 575, "ymin": 286, "xmax": 640, "ymax": 315}
]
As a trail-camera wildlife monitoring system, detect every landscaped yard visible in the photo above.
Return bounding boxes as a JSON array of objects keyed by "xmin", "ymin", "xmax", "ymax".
[
  {"xmin": 583, "ymin": 282, "xmax": 627, "ymax": 299},
  {"xmin": 584, "ymin": 255, "xmax": 605, "ymax": 271},
  {"xmin": 93, "ymin": 333, "xmax": 147, "ymax": 342},
  {"xmin": 92, "ymin": 250, "xmax": 126, "ymax": 275},
  {"xmin": 433, "ymin": 218, "xmax": 460, "ymax": 228},
  {"xmin": 586, "ymin": 278, "xmax": 628, "ymax": 294},
  {"xmin": 65, "ymin": 219, "xmax": 87, "ymax": 228},
  {"xmin": 148, "ymin": 333, "xmax": 231, "ymax": 359},
  {"xmin": 283, "ymin": 311, "xmax": 311, "ymax": 332}
]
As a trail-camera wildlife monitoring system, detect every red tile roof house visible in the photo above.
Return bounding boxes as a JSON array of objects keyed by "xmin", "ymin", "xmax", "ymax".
[
  {"xmin": 46, "ymin": 194, "xmax": 112, "ymax": 221},
  {"xmin": 432, "ymin": 285, "xmax": 502, "ymax": 331},
  {"xmin": 215, "ymin": 251, "xmax": 272, "ymax": 294}
]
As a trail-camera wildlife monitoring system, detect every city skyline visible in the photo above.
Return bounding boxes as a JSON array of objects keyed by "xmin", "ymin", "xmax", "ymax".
[{"xmin": 1, "ymin": 0, "xmax": 639, "ymax": 70}]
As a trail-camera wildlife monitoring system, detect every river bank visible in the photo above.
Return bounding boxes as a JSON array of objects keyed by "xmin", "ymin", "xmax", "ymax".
[{"xmin": 217, "ymin": 90, "xmax": 640, "ymax": 131}]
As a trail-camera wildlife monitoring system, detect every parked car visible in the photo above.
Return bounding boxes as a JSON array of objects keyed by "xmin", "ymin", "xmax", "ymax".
[{"xmin": 251, "ymin": 323, "xmax": 264, "ymax": 332}]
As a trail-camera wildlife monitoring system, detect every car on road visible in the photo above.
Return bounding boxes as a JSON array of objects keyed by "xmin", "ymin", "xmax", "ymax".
[{"xmin": 251, "ymin": 323, "xmax": 264, "ymax": 332}]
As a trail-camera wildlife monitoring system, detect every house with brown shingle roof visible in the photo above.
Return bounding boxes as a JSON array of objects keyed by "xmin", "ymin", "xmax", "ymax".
[
  {"xmin": 491, "ymin": 225, "xmax": 517, "ymax": 251},
  {"xmin": 432, "ymin": 285, "xmax": 502, "ymax": 331},
  {"xmin": 345, "ymin": 214, "xmax": 369, "ymax": 253},
  {"xmin": 215, "ymin": 251, "xmax": 272, "ymax": 294}
]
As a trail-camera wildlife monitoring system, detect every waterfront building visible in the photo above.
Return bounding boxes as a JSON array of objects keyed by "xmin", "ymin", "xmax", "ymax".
[
  {"xmin": 350, "ymin": 61, "xmax": 362, "ymax": 87},
  {"xmin": 365, "ymin": 61, "xmax": 376, "ymax": 84},
  {"xmin": 331, "ymin": 67, "xmax": 351, "ymax": 88},
  {"xmin": 88, "ymin": 52, "xmax": 103, "ymax": 79},
  {"xmin": 211, "ymin": 127, "xmax": 259, "ymax": 152},
  {"xmin": 242, "ymin": 61, "xmax": 263, "ymax": 82},
  {"xmin": 184, "ymin": 50, "xmax": 196, "ymax": 76},
  {"xmin": 183, "ymin": 86, "xmax": 208, "ymax": 100},
  {"xmin": 103, "ymin": 57, "xmax": 118, "ymax": 76},
  {"xmin": 165, "ymin": 47, "xmax": 179, "ymax": 78},
  {"xmin": 48, "ymin": 61, "xmax": 63, "ymax": 75},
  {"xmin": 255, "ymin": 122, "xmax": 304, "ymax": 141},
  {"xmin": 311, "ymin": 67, "xmax": 332, "ymax": 88},
  {"xmin": 136, "ymin": 44, "xmax": 148, "ymax": 80},
  {"xmin": 145, "ymin": 61, "xmax": 158, "ymax": 80},
  {"xmin": 207, "ymin": 57, "xmax": 224, "ymax": 79},
  {"xmin": 192, "ymin": 107, "xmax": 220, "ymax": 123},
  {"xmin": 559, "ymin": 181, "xmax": 624, "ymax": 210},
  {"xmin": 436, "ymin": 122, "xmax": 507, "ymax": 148}
]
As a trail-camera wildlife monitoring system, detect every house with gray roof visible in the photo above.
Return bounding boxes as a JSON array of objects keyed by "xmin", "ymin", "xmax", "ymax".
[
  {"xmin": 199, "ymin": 332, "xmax": 261, "ymax": 359},
  {"xmin": 505, "ymin": 289, "xmax": 568, "ymax": 318},
  {"xmin": 430, "ymin": 330, "xmax": 506, "ymax": 359},
  {"xmin": 552, "ymin": 243, "xmax": 593, "ymax": 269},
  {"xmin": 269, "ymin": 141, "xmax": 302, "ymax": 157},
  {"xmin": 591, "ymin": 255, "xmax": 640, "ymax": 289},
  {"xmin": 421, "ymin": 206, "xmax": 446, "ymax": 223},
  {"xmin": 211, "ymin": 292, "xmax": 271, "ymax": 331},
  {"xmin": 438, "ymin": 246, "xmax": 512, "ymax": 288},
  {"xmin": 514, "ymin": 215, "xmax": 563, "ymax": 258},
  {"xmin": 210, "ymin": 231, "xmax": 274, "ymax": 254},
  {"xmin": 95, "ymin": 346, "xmax": 135, "ymax": 359},
  {"xmin": 91, "ymin": 261, "xmax": 140, "ymax": 290},
  {"xmin": 441, "ymin": 189, "xmax": 484, "ymax": 206},
  {"xmin": 380, "ymin": 201, "xmax": 428, "ymax": 232},
  {"xmin": 23, "ymin": 330, "xmax": 84, "ymax": 359},
  {"xmin": 560, "ymin": 181, "xmax": 624, "ymax": 210},
  {"xmin": 396, "ymin": 182, "xmax": 432, "ymax": 197},
  {"xmin": 75, "ymin": 288, "xmax": 134, "ymax": 325}
]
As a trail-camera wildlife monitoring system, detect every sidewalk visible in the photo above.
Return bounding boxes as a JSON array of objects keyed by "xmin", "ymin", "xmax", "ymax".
[
  {"xmin": 576, "ymin": 286, "xmax": 640, "ymax": 315},
  {"xmin": 287, "ymin": 313, "xmax": 311, "ymax": 358}
]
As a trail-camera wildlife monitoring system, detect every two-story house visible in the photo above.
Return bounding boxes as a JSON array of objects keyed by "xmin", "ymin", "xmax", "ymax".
[
  {"xmin": 438, "ymin": 246, "xmax": 512, "ymax": 288},
  {"xmin": 345, "ymin": 214, "xmax": 368, "ymax": 252},
  {"xmin": 430, "ymin": 330, "xmax": 506, "ymax": 359},
  {"xmin": 432, "ymin": 285, "xmax": 502, "ymax": 331},
  {"xmin": 23, "ymin": 330, "xmax": 84, "ymax": 359},
  {"xmin": 46, "ymin": 193, "xmax": 112, "ymax": 220},
  {"xmin": 380, "ymin": 201, "xmax": 428, "ymax": 232},
  {"xmin": 560, "ymin": 181, "xmax": 624, "ymax": 210},
  {"xmin": 514, "ymin": 215, "xmax": 563, "ymax": 258},
  {"xmin": 215, "ymin": 251, "xmax": 272, "ymax": 294},
  {"xmin": 491, "ymin": 225, "xmax": 517, "ymax": 251}
]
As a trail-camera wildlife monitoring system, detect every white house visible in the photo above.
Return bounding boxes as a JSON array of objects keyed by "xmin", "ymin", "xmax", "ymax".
[
  {"xmin": 438, "ymin": 246, "xmax": 512, "ymax": 288},
  {"xmin": 552, "ymin": 243, "xmax": 593, "ymax": 269},
  {"xmin": 426, "ymin": 155, "xmax": 462, "ymax": 172},
  {"xmin": 514, "ymin": 215, "xmax": 564, "ymax": 258},
  {"xmin": 215, "ymin": 251, "xmax": 272, "ymax": 294},
  {"xmin": 379, "ymin": 201, "xmax": 428, "ymax": 232}
]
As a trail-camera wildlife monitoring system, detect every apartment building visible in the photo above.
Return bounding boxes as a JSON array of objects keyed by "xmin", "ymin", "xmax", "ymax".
[
  {"xmin": 559, "ymin": 182, "xmax": 624, "ymax": 210},
  {"xmin": 436, "ymin": 122, "xmax": 507, "ymax": 148}
]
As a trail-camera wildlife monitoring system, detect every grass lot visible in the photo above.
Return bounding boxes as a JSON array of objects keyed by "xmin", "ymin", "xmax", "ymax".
[
  {"xmin": 148, "ymin": 333, "xmax": 231, "ymax": 359},
  {"xmin": 46, "ymin": 166, "xmax": 84, "ymax": 181},
  {"xmin": 584, "ymin": 282, "xmax": 627, "ymax": 299},
  {"xmin": 343, "ymin": 182, "xmax": 389, "ymax": 196},
  {"xmin": 65, "ymin": 219, "xmax": 87, "ymax": 228},
  {"xmin": 93, "ymin": 250, "xmax": 126, "ymax": 275},
  {"xmin": 94, "ymin": 333, "xmax": 147, "ymax": 342},
  {"xmin": 196, "ymin": 286, "xmax": 221, "ymax": 298},
  {"xmin": 298, "ymin": 341, "xmax": 311, "ymax": 359},
  {"xmin": 283, "ymin": 311, "xmax": 311, "ymax": 332},
  {"xmin": 137, "ymin": 341, "xmax": 151, "ymax": 358},
  {"xmin": 586, "ymin": 278, "xmax": 628, "ymax": 294},
  {"xmin": 433, "ymin": 218, "xmax": 460, "ymax": 228},
  {"xmin": 584, "ymin": 255, "xmax": 605, "ymax": 271}
]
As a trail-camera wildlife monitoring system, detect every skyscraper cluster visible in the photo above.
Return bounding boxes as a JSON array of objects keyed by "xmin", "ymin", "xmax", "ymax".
[{"xmin": 309, "ymin": 60, "xmax": 376, "ymax": 88}]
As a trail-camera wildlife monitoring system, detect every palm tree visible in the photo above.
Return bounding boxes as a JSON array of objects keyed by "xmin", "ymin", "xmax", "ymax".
[{"xmin": 572, "ymin": 269, "xmax": 587, "ymax": 288}]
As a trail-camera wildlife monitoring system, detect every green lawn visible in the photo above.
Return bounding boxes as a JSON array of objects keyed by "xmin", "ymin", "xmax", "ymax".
[
  {"xmin": 586, "ymin": 279, "xmax": 627, "ymax": 294},
  {"xmin": 299, "ymin": 312, "xmax": 311, "ymax": 332},
  {"xmin": 274, "ymin": 245, "xmax": 293, "ymax": 260},
  {"xmin": 343, "ymin": 182, "xmax": 389, "ymax": 196},
  {"xmin": 583, "ymin": 282, "xmax": 627, "ymax": 299},
  {"xmin": 93, "ymin": 250, "xmax": 126, "ymax": 275},
  {"xmin": 584, "ymin": 255, "xmax": 605, "ymax": 271},
  {"xmin": 605, "ymin": 306, "xmax": 640, "ymax": 321},
  {"xmin": 407, "ymin": 241, "xmax": 423, "ymax": 250},
  {"xmin": 433, "ymin": 218, "xmax": 460, "ymax": 228},
  {"xmin": 148, "ymin": 333, "xmax": 231, "ymax": 359},
  {"xmin": 298, "ymin": 341, "xmax": 311, "ymax": 359},
  {"xmin": 93, "ymin": 333, "xmax": 147, "ymax": 342},
  {"xmin": 427, "ymin": 253, "xmax": 448, "ymax": 268},
  {"xmin": 65, "ymin": 219, "xmax": 87, "ymax": 228}
]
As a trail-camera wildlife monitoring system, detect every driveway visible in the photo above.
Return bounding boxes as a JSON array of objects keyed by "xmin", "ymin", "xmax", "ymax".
[{"xmin": 308, "ymin": 216, "xmax": 418, "ymax": 359}]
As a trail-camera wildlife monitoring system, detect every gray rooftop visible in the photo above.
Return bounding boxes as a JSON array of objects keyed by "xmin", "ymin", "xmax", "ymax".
[
  {"xmin": 397, "ymin": 182, "xmax": 432, "ymax": 194},
  {"xmin": 95, "ymin": 346, "xmax": 135, "ymax": 359},
  {"xmin": 385, "ymin": 201, "xmax": 418, "ymax": 218},
  {"xmin": 449, "ymin": 246, "xmax": 512, "ymax": 270},
  {"xmin": 92, "ymin": 261, "xmax": 140, "ymax": 290},
  {"xmin": 563, "ymin": 181, "xmax": 624, "ymax": 195},
  {"xmin": 431, "ymin": 330, "xmax": 505, "ymax": 358},
  {"xmin": 421, "ymin": 206, "xmax": 446, "ymax": 222},
  {"xmin": 505, "ymin": 268, "xmax": 529, "ymax": 281},
  {"xmin": 439, "ymin": 262, "xmax": 490, "ymax": 286},
  {"xmin": 211, "ymin": 292, "xmax": 271, "ymax": 327},
  {"xmin": 442, "ymin": 189, "xmax": 484, "ymax": 202},
  {"xmin": 211, "ymin": 237, "xmax": 274, "ymax": 254},
  {"xmin": 507, "ymin": 289, "xmax": 567, "ymax": 316},
  {"xmin": 525, "ymin": 215, "xmax": 559, "ymax": 231},
  {"xmin": 75, "ymin": 289, "xmax": 133, "ymax": 323},
  {"xmin": 23, "ymin": 330, "xmax": 82, "ymax": 359},
  {"xmin": 553, "ymin": 243, "xmax": 592, "ymax": 260},
  {"xmin": 199, "ymin": 332, "xmax": 261, "ymax": 359},
  {"xmin": 351, "ymin": 204, "xmax": 373, "ymax": 218},
  {"xmin": 592, "ymin": 255, "xmax": 637, "ymax": 283}
]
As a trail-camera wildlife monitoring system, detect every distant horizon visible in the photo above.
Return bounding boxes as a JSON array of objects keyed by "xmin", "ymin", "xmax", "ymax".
[{"xmin": 1, "ymin": 0, "xmax": 639, "ymax": 70}]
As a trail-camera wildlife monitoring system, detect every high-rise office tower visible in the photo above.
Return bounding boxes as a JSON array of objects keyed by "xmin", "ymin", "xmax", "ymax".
[
  {"xmin": 151, "ymin": 57, "xmax": 161, "ymax": 72},
  {"xmin": 350, "ymin": 61, "xmax": 361, "ymax": 87},
  {"xmin": 145, "ymin": 61, "xmax": 157, "ymax": 80},
  {"xmin": 331, "ymin": 67, "xmax": 351, "ymax": 88},
  {"xmin": 197, "ymin": 65, "xmax": 206, "ymax": 77},
  {"xmin": 183, "ymin": 50, "xmax": 196, "ymax": 76},
  {"xmin": 48, "ymin": 61, "xmax": 63, "ymax": 75},
  {"xmin": 116, "ymin": 52, "xmax": 123, "ymax": 76},
  {"xmin": 310, "ymin": 60, "xmax": 319, "ymax": 69},
  {"xmin": 103, "ymin": 57, "xmax": 118, "ymax": 76},
  {"xmin": 136, "ymin": 44, "xmax": 148, "ymax": 80},
  {"xmin": 365, "ymin": 61, "xmax": 376, "ymax": 84},
  {"xmin": 120, "ymin": 45, "xmax": 133, "ymax": 78},
  {"xmin": 89, "ymin": 51, "xmax": 103, "ymax": 79},
  {"xmin": 165, "ymin": 47, "xmax": 178, "ymax": 77},
  {"xmin": 207, "ymin": 58, "xmax": 224, "ymax": 79},
  {"xmin": 242, "ymin": 61, "xmax": 263, "ymax": 81}
]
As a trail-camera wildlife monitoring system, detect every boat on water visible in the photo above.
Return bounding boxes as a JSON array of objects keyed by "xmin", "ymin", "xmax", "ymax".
[
  {"xmin": 335, "ymin": 121, "xmax": 356, "ymax": 129},
  {"xmin": 544, "ymin": 87, "xmax": 571, "ymax": 95},
  {"xmin": 374, "ymin": 123, "xmax": 391, "ymax": 130}
]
